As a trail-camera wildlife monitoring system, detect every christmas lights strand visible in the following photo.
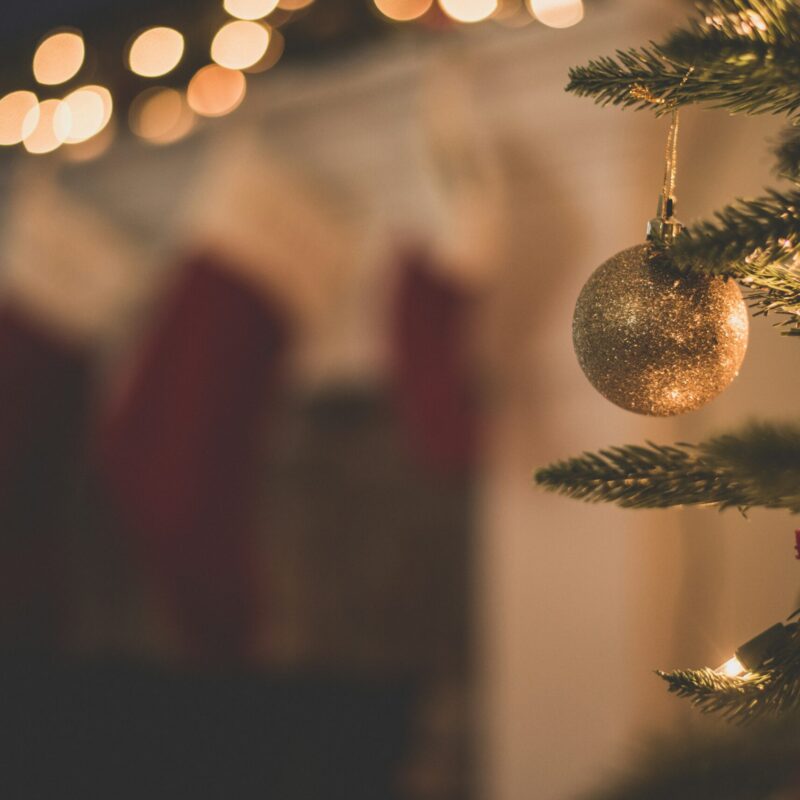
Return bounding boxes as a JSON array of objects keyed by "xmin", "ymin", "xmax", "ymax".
[{"xmin": 659, "ymin": 615, "xmax": 800, "ymax": 721}]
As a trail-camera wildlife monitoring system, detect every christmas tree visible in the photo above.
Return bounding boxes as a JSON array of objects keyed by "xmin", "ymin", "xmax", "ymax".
[{"xmin": 537, "ymin": 1, "xmax": 800, "ymax": 794}]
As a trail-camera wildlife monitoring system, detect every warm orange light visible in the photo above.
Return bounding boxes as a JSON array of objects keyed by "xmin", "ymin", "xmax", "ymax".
[
  {"xmin": 718, "ymin": 655, "xmax": 746, "ymax": 678},
  {"xmin": 527, "ymin": 0, "xmax": 583, "ymax": 28},
  {"xmin": 278, "ymin": 0, "xmax": 314, "ymax": 9},
  {"xmin": 211, "ymin": 20, "xmax": 270, "ymax": 70},
  {"xmin": 245, "ymin": 27, "xmax": 284, "ymax": 73},
  {"xmin": 438, "ymin": 0, "xmax": 497, "ymax": 23},
  {"xmin": 33, "ymin": 31, "xmax": 85, "ymax": 85},
  {"xmin": 187, "ymin": 65, "xmax": 247, "ymax": 117},
  {"xmin": 493, "ymin": 0, "xmax": 533, "ymax": 27},
  {"xmin": 23, "ymin": 99, "xmax": 69, "ymax": 154},
  {"xmin": 55, "ymin": 85, "xmax": 113, "ymax": 144},
  {"xmin": 0, "ymin": 91, "xmax": 40, "ymax": 146},
  {"xmin": 374, "ymin": 0, "xmax": 433, "ymax": 21},
  {"xmin": 130, "ymin": 87, "xmax": 196, "ymax": 145},
  {"xmin": 62, "ymin": 119, "xmax": 116, "ymax": 162},
  {"xmin": 223, "ymin": 0, "xmax": 280, "ymax": 19},
  {"xmin": 128, "ymin": 27, "xmax": 185, "ymax": 77}
]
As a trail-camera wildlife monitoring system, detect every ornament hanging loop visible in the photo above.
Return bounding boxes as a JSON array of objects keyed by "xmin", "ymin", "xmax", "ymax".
[
  {"xmin": 647, "ymin": 107, "xmax": 684, "ymax": 244},
  {"xmin": 643, "ymin": 66, "xmax": 694, "ymax": 244}
]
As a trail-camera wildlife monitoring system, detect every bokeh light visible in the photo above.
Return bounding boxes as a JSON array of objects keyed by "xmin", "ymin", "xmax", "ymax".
[
  {"xmin": 527, "ymin": 0, "xmax": 583, "ymax": 28},
  {"xmin": 33, "ymin": 31, "xmax": 85, "ymax": 85},
  {"xmin": 493, "ymin": 0, "xmax": 533, "ymax": 27},
  {"xmin": 128, "ymin": 27, "xmax": 185, "ymax": 77},
  {"xmin": 438, "ymin": 0, "xmax": 498, "ymax": 23},
  {"xmin": 55, "ymin": 86, "xmax": 113, "ymax": 144},
  {"xmin": 223, "ymin": 0, "xmax": 280, "ymax": 19},
  {"xmin": 62, "ymin": 119, "xmax": 116, "ymax": 162},
  {"xmin": 374, "ymin": 0, "xmax": 433, "ymax": 21},
  {"xmin": 245, "ymin": 27, "xmax": 284, "ymax": 73},
  {"xmin": 278, "ymin": 0, "xmax": 314, "ymax": 9},
  {"xmin": 187, "ymin": 65, "xmax": 247, "ymax": 117},
  {"xmin": 211, "ymin": 20, "xmax": 270, "ymax": 70},
  {"xmin": 130, "ymin": 87, "xmax": 196, "ymax": 145},
  {"xmin": 0, "ymin": 91, "xmax": 39, "ymax": 146},
  {"xmin": 23, "ymin": 99, "xmax": 70, "ymax": 154}
]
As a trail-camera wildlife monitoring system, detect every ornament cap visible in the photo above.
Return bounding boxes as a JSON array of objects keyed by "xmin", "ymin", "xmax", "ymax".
[{"xmin": 647, "ymin": 195, "xmax": 683, "ymax": 244}]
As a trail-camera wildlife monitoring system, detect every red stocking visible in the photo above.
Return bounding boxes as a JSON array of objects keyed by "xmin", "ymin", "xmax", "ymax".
[
  {"xmin": 98, "ymin": 254, "xmax": 290, "ymax": 663},
  {"xmin": 390, "ymin": 247, "xmax": 479, "ymax": 474}
]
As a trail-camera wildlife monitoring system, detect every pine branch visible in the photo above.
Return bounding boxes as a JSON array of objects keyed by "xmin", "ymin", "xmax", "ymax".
[
  {"xmin": 658, "ymin": 621, "xmax": 800, "ymax": 721},
  {"xmin": 568, "ymin": 0, "xmax": 800, "ymax": 115},
  {"xmin": 567, "ymin": 44, "xmax": 800, "ymax": 116},
  {"xmin": 676, "ymin": 0, "xmax": 800, "ymax": 47},
  {"xmin": 741, "ymin": 264, "xmax": 800, "ymax": 330},
  {"xmin": 566, "ymin": 48, "xmax": 693, "ymax": 112},
  {"xmin": 671, "ymin": 188, "xmax": 800, "ymax": 273},
  {"xmin": 663, "ymin": 189, "xmax": 800, "ymax": 327},
  {"xmin": 567, "ymin": 4, "xmax": 800, "ymax": 323},
  {"xmin": 534, "ymin": 422, "xmax": 800, "ymax": 513},
  {"xmin": 774, "ymin": 124, "xmax": 800, "ymax": 177}
]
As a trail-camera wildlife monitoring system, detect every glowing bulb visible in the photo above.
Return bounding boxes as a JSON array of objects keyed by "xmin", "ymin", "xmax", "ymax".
[
  {"xmin": 374, "ymin": 0, "xmax": 433, "ymax": 21},
  {"xmin": 128, "ymin": 27, "xmax": 185, "ymax": 77},
  {"xmin": 55, "ymin": 85, "xmax": 113, "ymax": 144},
  {"xmin": 211, "ymin": 20, "xmax": 270, "ymax": 70},
  {"xmin": 438, "ymin": 0, "xmax": 497, "ymax": 23},
  {"xmin": 187, "ymin": 65, "xmax": 247, "ymax": 117},
  {"xmin": 224, "ymin": 0, "xmax": 280, "ymax": 19},
  {"xmin": 33, "ymin": 31, "xmax": 85, "ymax": 85},
  {"xmin": 23, "ymin": 99, "xmax": 69, "ymax": 154},
  {"xmin": 527, "ymin": 0, "xmax": 583, "ymax": 28},
  {"xmin": 0, "ymin": 91, "xmax": 40, "ymax": 146},
  {"xmin": 278, "ymin": 0, "xmax": 314, "ymax": 8},
  {"xmin": 130, "ymin": 87, "xmax": 196, "ymax": 146},
  {"xmin": 718, "ymin": 655, "xmax": 746, "ymax": 678}
]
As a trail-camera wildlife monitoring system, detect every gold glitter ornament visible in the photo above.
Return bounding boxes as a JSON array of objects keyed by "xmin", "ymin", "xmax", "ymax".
[{"xmin": 572, "ymin": 242, "xmax": 749, "ymax": 416}]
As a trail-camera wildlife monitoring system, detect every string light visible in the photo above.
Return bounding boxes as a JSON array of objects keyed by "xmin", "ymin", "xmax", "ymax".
[
  {"xmin": 187, "ymin": 65, "xmax": 247, "ymax": 117},
  {"xmin": 211, "ymin": 20, "xmax": 270, "ymax": 70},
  {"xmin": 717, "ymin": 655, "xmax": 746, "ymax": 678},
  {"xmin": 527, "ymin": 0, "xmax": 584, "ymax": 28},
  {"xmin": 714, "ymin": 623, "xmax": 791, "ymax": 679},
  {"xmin": 128, "ymin": 27, "xmax": 185, "ymax": 77},
  {"xmin": 0, "ymin": 91, "xmax": 39, "ymax": 146},
  {"xmin": 223, "ymin": 0, "xmax": 280, "ymax": 19},
  {"xmin": 438, "ymin": 0, "xmax": 498, "ymax": 24},
  {"xmin": 130, "ymin": 87, "xmax": 195, "ymax": 145},
  {"xmin": 33, "ymin": 31, "xmax": 85, "ymax": 85},
  {"xmin": 55, "ymin": 86, "xmax": 113, "ymax": 144},
  {"xmin": 23, "ymin": 99, "xmax": 70, "ymax": 154},
  {"xmin": 13, "ymin": 0, "xmax": 581, "ymax": 159},
  {"xmin": 374, "ymin": 0, "xmax": 433, "ymax": 21}
]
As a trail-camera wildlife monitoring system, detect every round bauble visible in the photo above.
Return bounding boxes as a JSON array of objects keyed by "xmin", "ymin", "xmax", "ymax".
[{"xmin": 572, "ymin": 242, "xmax": 749, "ymax": 416}]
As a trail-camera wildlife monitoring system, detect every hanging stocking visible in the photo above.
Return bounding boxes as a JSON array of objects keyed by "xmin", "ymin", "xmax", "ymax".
[
  {"xmin": 98, "ymin": 132, "xmax": 351, "ymax": 663},
  {"xmin": 390, "ymin": 248, "xmax": 479, "ymax": 473},
  {"xmin": 392, "ymin": 61, "xmax": 506, "ymax": 474}
]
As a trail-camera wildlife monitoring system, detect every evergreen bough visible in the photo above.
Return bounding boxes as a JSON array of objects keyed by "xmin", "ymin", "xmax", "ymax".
[{"xmin": 539, "ymin": 0, "xmax": 800, "ymax": 737}]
